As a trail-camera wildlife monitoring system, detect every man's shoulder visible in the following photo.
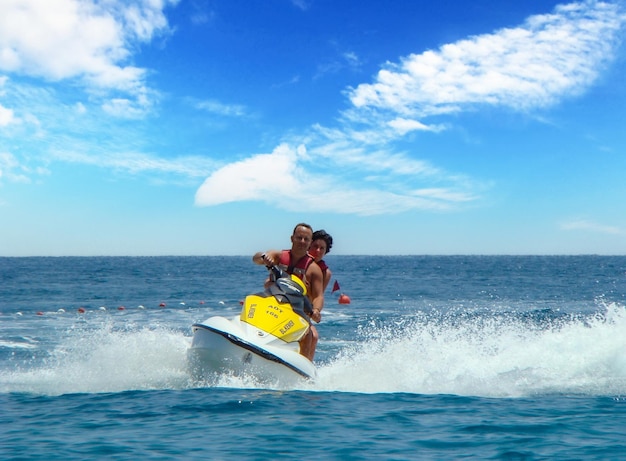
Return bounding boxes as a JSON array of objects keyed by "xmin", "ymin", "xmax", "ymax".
[{"xmin": 306, "ymin": 260, "xmax": 323, "ymax": 275}]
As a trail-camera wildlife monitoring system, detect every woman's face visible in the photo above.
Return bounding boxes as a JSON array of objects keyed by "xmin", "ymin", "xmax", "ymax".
[{"xmin": 309, "ymin": 239, "xmax": 327, "ymax": 261}]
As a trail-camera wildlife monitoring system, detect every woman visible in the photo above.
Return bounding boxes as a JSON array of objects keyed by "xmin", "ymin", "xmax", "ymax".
[{"xmin": 309, "ymin": 229, "xmax": 333, "ymax": 293}]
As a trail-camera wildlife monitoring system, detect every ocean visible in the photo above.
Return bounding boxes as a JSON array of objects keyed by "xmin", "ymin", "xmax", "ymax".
[{"xmin": 1, "ymin": 255, "xmax": 626, "ymax": 460}]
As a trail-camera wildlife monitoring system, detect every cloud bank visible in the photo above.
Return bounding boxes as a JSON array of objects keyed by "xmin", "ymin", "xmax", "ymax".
[
  {"xmin": 1, "ymin": 1, "xmax": 624, "ymax": 217},
  {"xmin": 561, "ymin": 219, "xmax": 623, "ymax": 235},
  {"xmin": 195, "ymin": 144, "xmax": 477, "ymax": 215},
  {"xmin": 0, "ymin": 0, "xmax": 178, "ymax": 116},
  {"xmin": 195, "ymin": 1, "xmax": 626, "ymax": 214},
  {"xmin": 349, "ymin": 1, "xmax": 624, "ymax": 118}
]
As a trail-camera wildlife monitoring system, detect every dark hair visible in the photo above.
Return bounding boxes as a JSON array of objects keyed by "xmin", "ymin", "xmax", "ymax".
[
  {"xmin": 312, "ymin": 229, "xmax": 333, "ymax": 254},
  {"xmin": 292, "ymin": 223, "xmax": 313, "ymax": 235}
]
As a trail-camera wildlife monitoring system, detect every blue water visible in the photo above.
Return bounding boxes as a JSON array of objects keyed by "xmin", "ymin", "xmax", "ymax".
[{"xmin": 2, "ymin": 256, "xmax": 626, "ymax": 460}]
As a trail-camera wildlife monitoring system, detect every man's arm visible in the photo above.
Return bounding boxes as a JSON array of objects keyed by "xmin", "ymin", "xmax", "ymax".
[{"xmin": 252, "ymin": 250, "xmax": 280, "ymax": 266}]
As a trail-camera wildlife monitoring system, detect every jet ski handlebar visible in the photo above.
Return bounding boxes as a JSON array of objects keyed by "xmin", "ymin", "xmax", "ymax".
[
  {"xmin": 267, "ymin": 263, "xmax": 286, "ymax": 281},
  {"xmin": 263, "ymin": 261, "xmax": 313, "ymax": 316}
]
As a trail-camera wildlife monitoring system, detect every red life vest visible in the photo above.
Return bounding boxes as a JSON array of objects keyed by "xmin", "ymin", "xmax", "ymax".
[
  {"xmin": 316, "ymin": 259, "xmax": 329, "ymax": 276},
  {"xmin": 278, "ymin": 250, "xmax": 314, "ymax": 283}
]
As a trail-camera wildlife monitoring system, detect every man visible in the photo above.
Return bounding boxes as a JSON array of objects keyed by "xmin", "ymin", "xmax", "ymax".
[{"xmin": 252, "ymin": 223, "xmax": 324, "ymax": 360}]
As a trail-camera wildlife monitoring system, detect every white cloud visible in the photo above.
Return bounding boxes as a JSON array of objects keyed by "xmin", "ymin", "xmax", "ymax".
[
  {"xmin": 291, "ymin": 0, "xmax": 309, "ymax": 11},
  {"xmin": 315, "ymin": 49, "xmax": 363, "ymax": 79},
  {"xmin": 195, "ymin": 144, "xmax": 303, "ymax": 206},
  {"xmin": 0, "ymin": 151, "xmax": 31, "ymax": 183},
  {"xmin": 194, "ymin": 143, "xmax": 478, "ymax": 214},
  {"xmin": 308, "ymin": 139, "xmax": 439, "ymax": 178},
  {"xmin": 193, "ymin": 1, "xmax": 625, "ymax": 216},
  {"xmin": 195, "ymin": 99, "xmax": 248, "ymax": 117},
  {"xmin": 52, "ymin": 149, "xmax": 217, "ymax": 179},
  {"xmin": 411, "ymin": 188, "xmax": 477, "ymax": 203},
  {"xmin": 0, "ymin": 104, "xmax": 16, "ymax": 126},
  {"xmin": 75, "ymin": 102, "xmax": 87, "ymax": 114},
  {"xmin": 560, "ymin": 219, "xmax": 623, "ymax": 235},
  {"xmin": 0, "ymin": 0, "xmax": 178, "ymax": 114},
  {"xmin": 387, "ymin": 118, "xmax": 445, "ymax": 135},
  {"xmin": 102, "ymin": 93, "xmax": 155, "ymax": 119},
  {"xmin": 349, "ymin": 1, "xmax": 625, "ymax": 117},
  {"xmin": 0, "ymin": 77, "xmax": 17, "ymax": 126}
]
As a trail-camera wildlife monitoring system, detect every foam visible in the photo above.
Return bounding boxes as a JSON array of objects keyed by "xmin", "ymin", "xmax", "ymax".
[
  {"xmin": 313, "ymin": 302, "xmax": 626, "ymax": 397},
  {"xmin": 3, "ymin": 303, "xmax": 625, "ymax": 398}
]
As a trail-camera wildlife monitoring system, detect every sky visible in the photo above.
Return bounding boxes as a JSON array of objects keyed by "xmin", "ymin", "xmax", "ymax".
[{"xmin": 1, "ymin": 0, "xmax": 626, "ymax": 256}]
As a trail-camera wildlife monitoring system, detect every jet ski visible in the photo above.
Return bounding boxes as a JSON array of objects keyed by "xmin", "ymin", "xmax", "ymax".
[{"xmin": 187, "ymin": 265, "xmax": 317, "ymax": 384}]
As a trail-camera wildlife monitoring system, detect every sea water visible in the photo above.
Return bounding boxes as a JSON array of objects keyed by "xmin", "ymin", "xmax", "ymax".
[{"xmin": 1, "ymin": 256, "xmax": 626, "ymax": 460}]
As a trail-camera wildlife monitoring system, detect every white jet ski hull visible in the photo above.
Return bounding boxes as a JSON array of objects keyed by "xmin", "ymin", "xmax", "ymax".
[{"xmin": 187, "ymin": 315, "xmax": 316, "ymax": 384}]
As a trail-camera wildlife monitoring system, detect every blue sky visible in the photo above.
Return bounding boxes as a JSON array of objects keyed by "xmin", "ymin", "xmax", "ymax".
[{"xmin": 1, "ymin": 0, "xmax": 625, "ymax": 256}]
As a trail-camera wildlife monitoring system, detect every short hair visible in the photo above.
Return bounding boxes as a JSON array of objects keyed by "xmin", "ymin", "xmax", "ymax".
[
  {"xmin": 312, "ymin": 229, "xmax": 333, "ymax": 254},
  {"xmin": 292, "ymin": 223, "xmax": 313, "ymax": 235}
]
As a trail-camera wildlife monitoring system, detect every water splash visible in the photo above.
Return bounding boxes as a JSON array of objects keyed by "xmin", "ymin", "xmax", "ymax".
[
  {"xmin": 3, "ymin": 303, "xmax": 626, "ymax": 398},
  {"xmin": 1, "ymin": 323, "xmax": 193, "ymax": 395},
  {"xmin": 314, "ymin": 302, "xmax": 626, "ymax": 397}
]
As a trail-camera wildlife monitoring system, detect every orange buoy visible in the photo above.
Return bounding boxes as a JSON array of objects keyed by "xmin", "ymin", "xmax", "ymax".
[
  {"xmin": 36, "ymin": 311, "xmax": 44, "ymax": 316},
  {"xmin": 159, "ymin": 302, "xmax": 166, "ymax": 307},
  {"xmin": 118, "ymin": 306, "xmax": 125, "ymax": 310},
  {"xmin": 77, "ymin": 307, "xmax": 86, "ymax": 313},
  {"xmin": 338, "ymin": 294, "xmax": 351, "ymax": 304}
]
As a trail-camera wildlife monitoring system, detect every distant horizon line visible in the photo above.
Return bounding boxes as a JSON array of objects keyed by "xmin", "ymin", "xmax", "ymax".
[{"xmin": 2, "ymin": 254, "xmax": 625, "ymax": 258}]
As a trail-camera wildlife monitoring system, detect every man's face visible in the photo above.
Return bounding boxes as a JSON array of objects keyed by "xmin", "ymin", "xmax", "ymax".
[{"xmin": 291, "ymin": 226, "xmax": 313, "ymax": 254}]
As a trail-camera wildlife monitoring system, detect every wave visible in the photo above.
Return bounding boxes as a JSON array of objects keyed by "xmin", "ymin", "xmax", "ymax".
[
  {"xmin": 2, "ymin": 303, "xmax": 626, "ymax": 398},
  {"xmin": 0, "ymin": 323, "xmax": 193, "ymax": 396},
  {"xmin": 314, "ymin": 302, "xmax": 626, "ymax": 397}
]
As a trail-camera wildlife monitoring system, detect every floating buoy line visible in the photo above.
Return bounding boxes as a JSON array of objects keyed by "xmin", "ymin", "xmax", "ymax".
[
  {"xmin": 7, "ymin": 291, "xmax": 354, "ymax": 316},
  {"xmin": 8, "ymin": 300, "xmax": 210, "ymax": 317}
]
